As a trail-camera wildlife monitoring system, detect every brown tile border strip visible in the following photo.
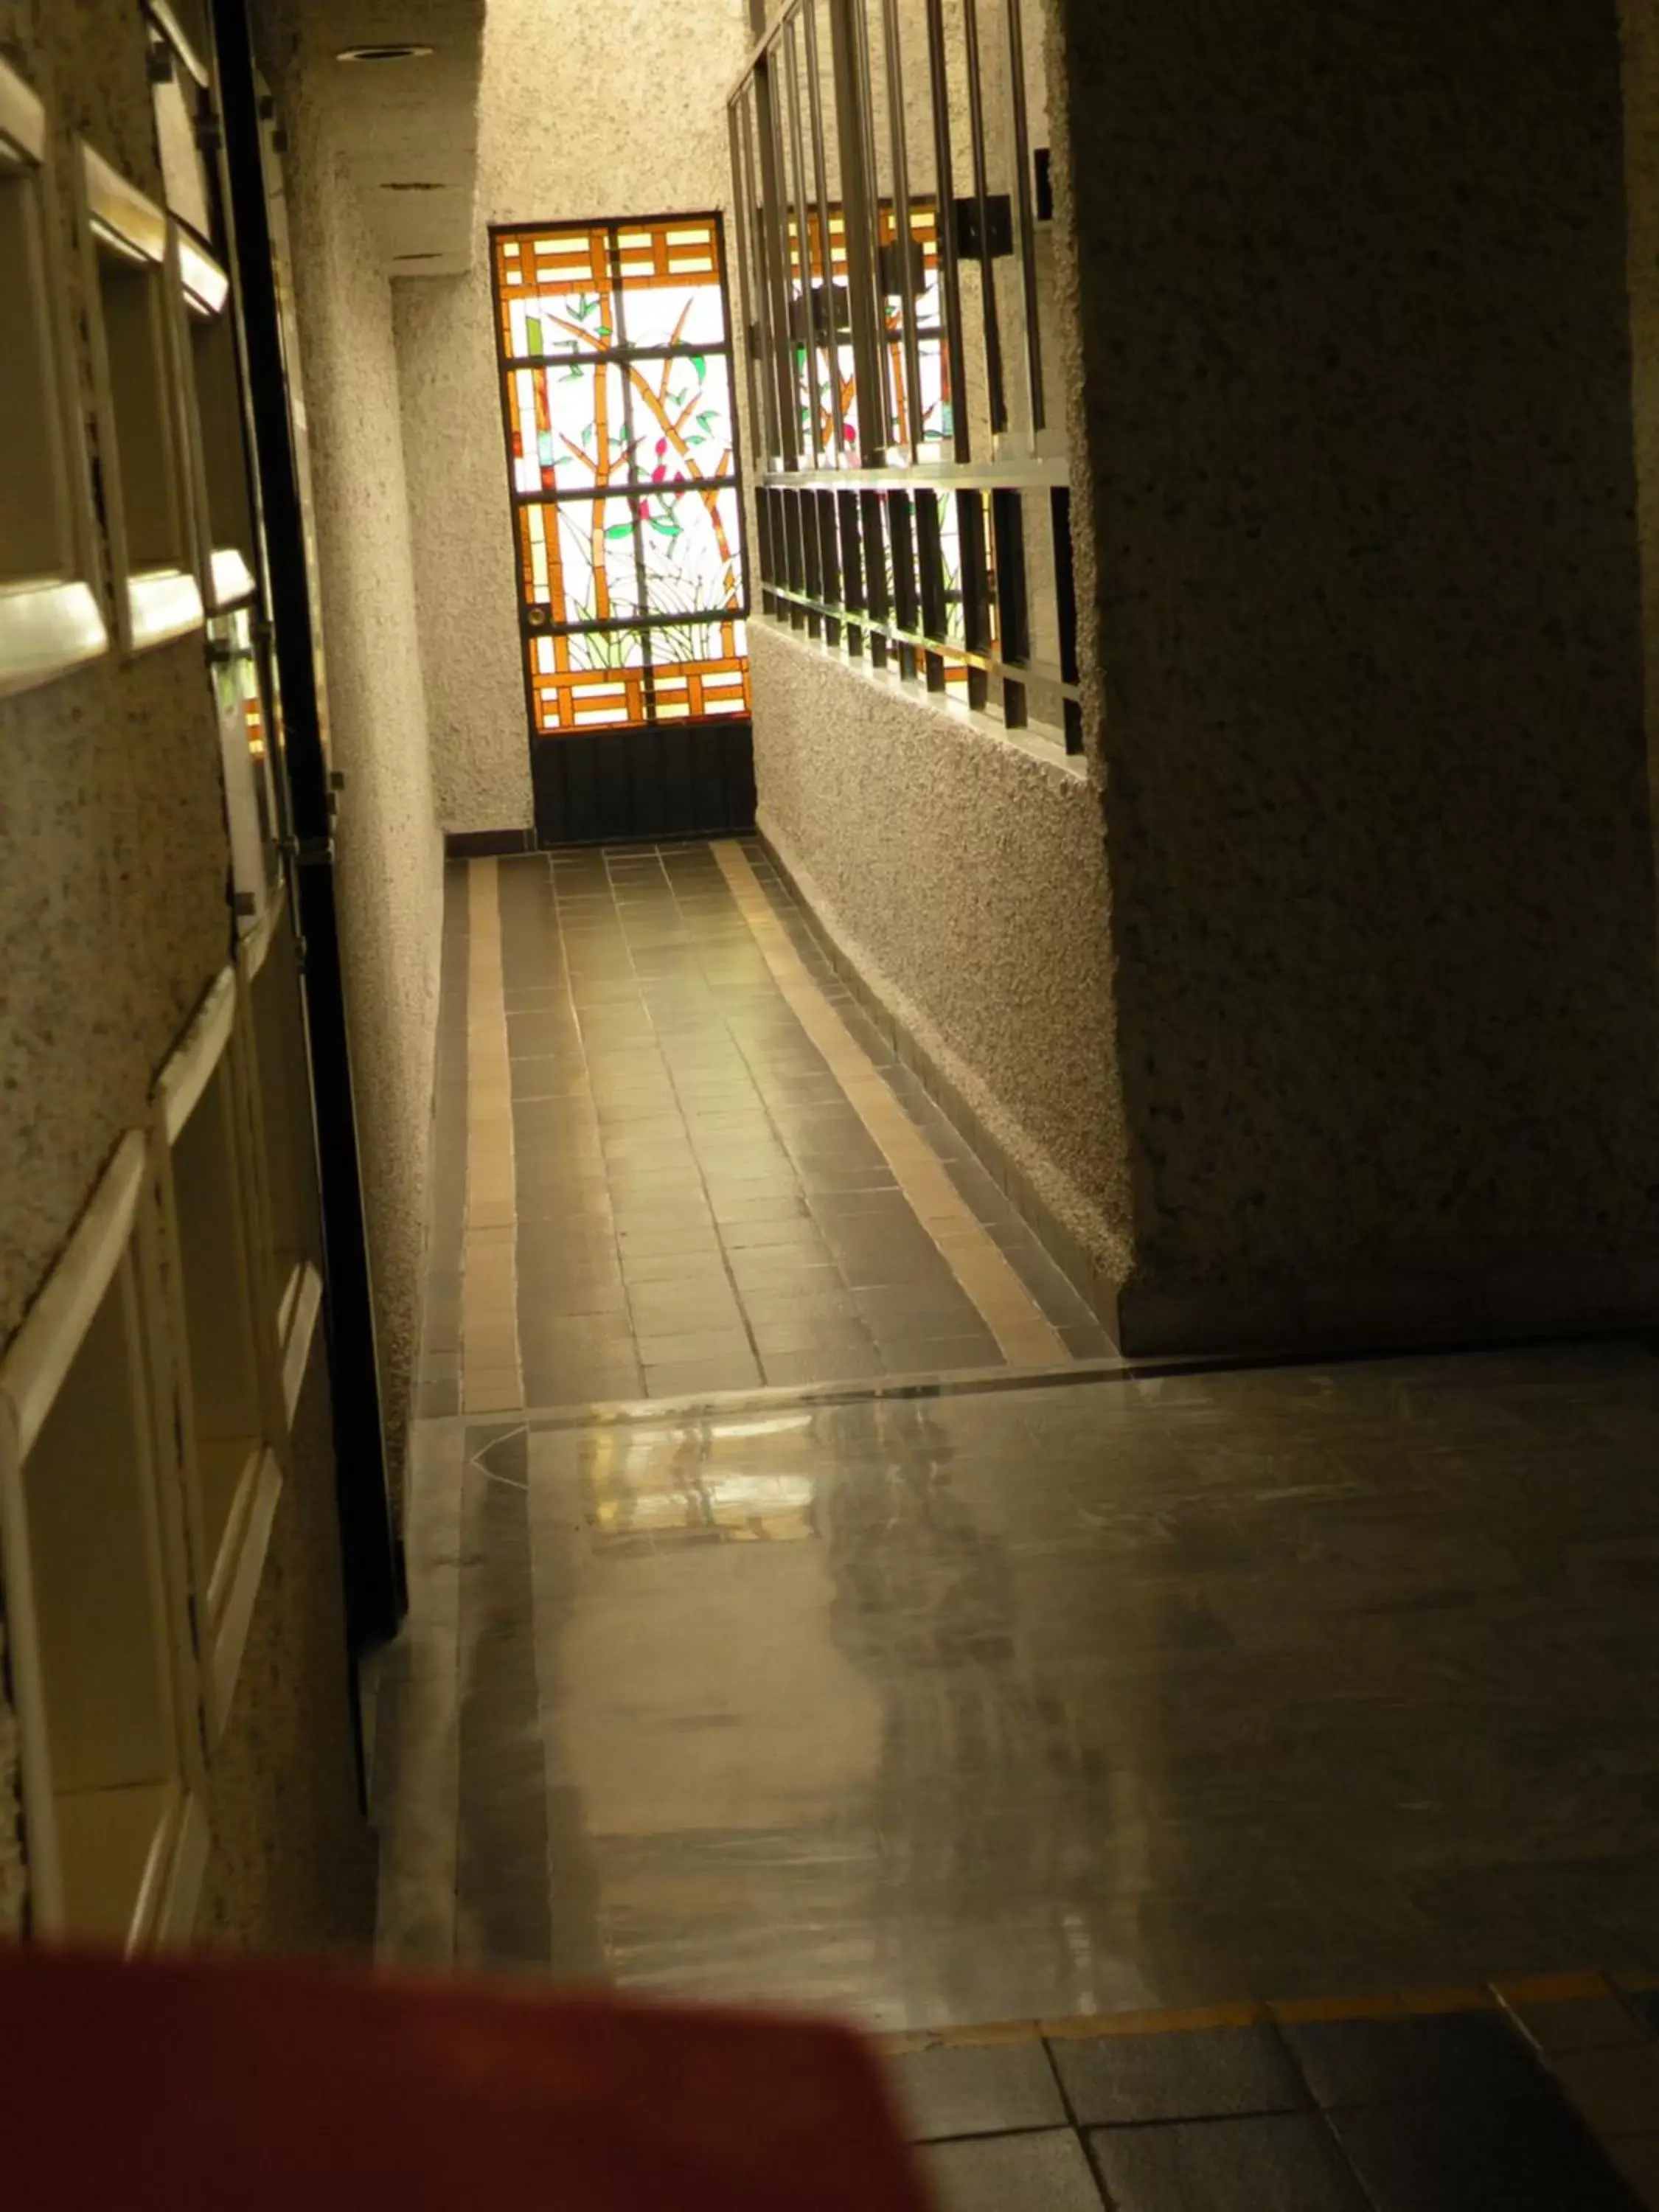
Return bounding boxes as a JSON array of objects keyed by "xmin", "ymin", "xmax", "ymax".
[
  {"xmin": 460, "ymin": 860, "xmax": 524, "ymax": 1414},
  {"xmin": 874, "ymin": 1972, "xmax": 1659, "ymax": 2203},
  {"xmin": 751, "ymin": 831, "xmax": 1123, "ymax": 1339},
  {"xmin": 714, "ymin": 841, "xmax": 1068, "ymax": 1368}
]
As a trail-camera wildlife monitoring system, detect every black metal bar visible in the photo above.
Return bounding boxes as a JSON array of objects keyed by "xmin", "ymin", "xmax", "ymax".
[
  {"xmin": 728, "ymin": 98, "xmax": 767, "ymax": 469},
  {"xmin": 860, "ymin": 487, "xmax": 890, "ymax": 668},
  {"xmin": 800, "ymin": 0, "xmax": 847, "ymax": 463},
  {"xmin": 850, "ymin": 0, "xmax": 898, "ymax": 448},
  {"xmin": 800, "ymin": 472, "xmax": 824, "ymax": 638},
  {"xmin": 526, "ymin": 608, "xmax": 743, "ymax": 639},
  {"xmin": 916, "ymin": 487, "xmax": 947, "ymax": 689},
  {"xmin": 212, "ymin": 0, "xmax": 401, "ymax": 1654},
  {"xmin": 762, "ymin": 576, "xmax": 1075, "ymax": 686},
  {"xmin": 1004, "ymin": 0, "xmax": 1045, "ymax": 434},
  {"xmin": 737, "ymin": 87, "xmax": 784, "ymax": 467},
  {"xmin": 1052, "ymin": 483, "xmax": 1082, "ymax": 753},
  {"xmin": 509, "ymin": 473, "xmax": 740, "ymax": 507},
  {"xmin": 879, "ymin": 0, "xmax": 925, "ymax": 462},
  {"xmin": 957, "ymin": 487, "xmax": 990, "ymax": 709},
  {"xmin": 829, "ymin": 0, "xmax": 889, "ymax": 459},
  {"xmin": 754, "ymin": 55, "xmax": 801, "ymax": 469},
  {"xmin": 924, "ymin": 0, "xmax": 971, "ymax": 464},
  {"xmin": 990, "ymin": 484, "xmax": 1029, "ymax": 725},
  {"xmin": 816, "ymin": 490, "xmax": 841, "ymax": 647},
  {"xmin": 961, "ymin": 0, "xmax": 1006, "ymax": 434},
  {"xmin": 888, "ymin": 487, "xmax": 919, "ymax": 677},
  {"xmin": 837, "ymin": 485, "xmax": 865, "ymax": 657},
  {"xmin": 781, "ymin": 17, "xmax": 825, "ymax": 465}
]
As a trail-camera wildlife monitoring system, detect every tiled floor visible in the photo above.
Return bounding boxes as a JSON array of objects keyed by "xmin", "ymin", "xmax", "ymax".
[
  {"xmin": 392, "ymin": 841, "xmax": 1659, "ymax": 2207},
  {"xmin": 414, "ymin": 841, "xmax": 1111, "ymax": 1418},
  {"xmin": 883, "ymin": 1983, "xmax": 1659, "ymax": 2210},
  {"xmin": 378, "ymin": 1339, "xmax": 1659, "ymax": 2026}
]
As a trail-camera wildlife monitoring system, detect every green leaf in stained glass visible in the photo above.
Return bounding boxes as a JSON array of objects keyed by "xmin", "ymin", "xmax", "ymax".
[
  {"xmin": 692, "ymin": 354, "xmax": 706, "ymax": 378},
  {"xmin": 526, "ymin": 314, "xmax": 542, "ymax": 351},
  {"xmin": 605, "ymin": 523, "xmax": 634, "ymax": 539}
]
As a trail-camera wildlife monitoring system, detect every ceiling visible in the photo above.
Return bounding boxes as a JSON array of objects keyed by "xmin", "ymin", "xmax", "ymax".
[{"xmin": 263, "ymin": 0, "xmax": 486, "ymax": 276}]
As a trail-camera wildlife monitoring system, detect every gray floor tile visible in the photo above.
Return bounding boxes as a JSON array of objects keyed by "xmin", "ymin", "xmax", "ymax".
[
  {"xmin": 921, "ymin": 2131, "xmax": 1104, "ymax": 2212},
  {"xmin": 1088, "ymin": 2113, "xmax": 1368, "ymax": 2212},
  {"xmin": 642, "ymin": 1354, "xmax": 763, "ymax": 1397},
  {"xmin": 1052, "ymin": 2026, "xmax": 1306, "ymax": 2124},
  {"xmin": 889, "ymin": 2042, "xmax": 1067, "ymax": 2142}
]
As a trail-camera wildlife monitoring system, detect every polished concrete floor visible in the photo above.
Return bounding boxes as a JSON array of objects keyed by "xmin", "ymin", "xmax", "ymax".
[
  {"xmin": 381, "ymin": 841, "xmax": 1659, "ymax": 2205},
  {"xmin": 378, "ymin": 1338, "xmax": 1659, "ymax": 2037}
]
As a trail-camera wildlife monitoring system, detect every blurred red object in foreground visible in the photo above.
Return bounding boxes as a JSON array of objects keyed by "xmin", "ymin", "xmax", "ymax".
[{"xmin": 0, "ymin": 1944, "xmax": 928, "ymax": 2211}]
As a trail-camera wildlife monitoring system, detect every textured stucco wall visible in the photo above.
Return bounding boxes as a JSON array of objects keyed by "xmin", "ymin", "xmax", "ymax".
[
  {"xmin": 752, "ymin": 627, "xmax": 1132, "ymax": 1282},
  {"xmin": 394, "ymin": 0, "xmax": 753, "ymax": 832},
  {"xmin": 264, "ymin": 13, "xmax": 446, "ymax": 1498},
  {"xmin": 0, "ymin": 0, "xmax": 237, "ymax": 1937},
  {"xmin": 0, "ymin": 0, "xmax": 372, "ymax": 1942},
  {"xmin": 196, "ymin": 1346, "xmax": 376, "ymax": 1952},
  {"xmin": 1054, "ymin": 0, "xmax": 1659, "ymax": 1347}
]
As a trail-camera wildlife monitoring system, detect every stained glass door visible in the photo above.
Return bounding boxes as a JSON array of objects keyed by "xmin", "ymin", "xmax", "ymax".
[{"xmin": 493, "ymin": 214, "xmax": 755, "ymax": 842}]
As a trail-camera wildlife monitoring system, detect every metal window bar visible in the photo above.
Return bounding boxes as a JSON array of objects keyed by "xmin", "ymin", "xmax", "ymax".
[
  {"xmin": 888, "ymin": 487, "xmax": 920, "ymax": 678},
  {"xmin": 1004, "ymin": 0, "xmax": 1045, "ymax": 437},
  {"xmin": 1052, "ymin": 483, "xmax": 1082, "ymax": 754},
  {"xmin": 730, "ymin": 0, "xmax": 1078, "ymax": 748},
  {"xmin": 781, "ymin": 16, "xmax": 826, "ymax": 466},
  {"xmin": 877, "ymin": 0, "xmax": 925, "ymax": 465},
  {"xmin": 915, "ymin": 487, "xmax": 947, "ymax": 690},
  {"xmin": 990, "ymin": 484, "xmax": 1029, "ymax": 727},
  {"xmin": 754, "ymin": 58, "xmax": 802, "ymax": 469},
  {"xmin": 960, "ymin": 0, "xmax": 1006, "ymax": 434},
  {"xmin": 851, "ymin": 0, "xmax": 899, "ymax": 449},
  {"xmin": 837, "ymin": 486, "xmax": 866, "ymax": 657},
  {"xmin": 924, "ymin": 0, "xmax": 971, "ymax": 464},
  {"xmin": 800, "ymin": 0, "xmax": 848, "ymax": 463},
  {"xmin": 816, "ymin": 489, "xmax": 842, "ymax": 646},
  {"xmin": 729, "ymin": 94, "xmax": 773, "ymax": 468},
  {"xmin": 799, "ymin": 481, "xmax": 824, "ymax": 636},
  {"xmin": 860, "ymin": 486, "xmax": 890, "ymax": 668},
  {"xmin": 956, "ymin": 487, "xmax": 991, "ymax": 710}
]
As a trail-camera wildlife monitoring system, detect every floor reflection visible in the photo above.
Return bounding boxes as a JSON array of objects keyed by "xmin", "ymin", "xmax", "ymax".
[{"xmin": 380, "ymin": 1342, "xmax": 1659, "ymax": 2031}]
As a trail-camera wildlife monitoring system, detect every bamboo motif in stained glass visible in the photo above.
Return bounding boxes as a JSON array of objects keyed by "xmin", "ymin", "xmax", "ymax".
[{"xmin": 492, "ymin": 214, "xmax": 751, "ymax": 734}]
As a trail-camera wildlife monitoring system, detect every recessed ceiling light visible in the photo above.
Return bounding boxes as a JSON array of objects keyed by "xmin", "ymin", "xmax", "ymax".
[
  {"xmin": 335, "ymin": 42, "xmax": 434, "ymax": 62},
  {"xmin": 380, "ymin": 180, "xmax": 445, "ymax": 191}
]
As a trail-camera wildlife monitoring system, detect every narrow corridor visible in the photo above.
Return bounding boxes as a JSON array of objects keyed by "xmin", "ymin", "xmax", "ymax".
[{"xmin": 417, "ymin": 839, "xmax": 1113, "ymax": 1420}]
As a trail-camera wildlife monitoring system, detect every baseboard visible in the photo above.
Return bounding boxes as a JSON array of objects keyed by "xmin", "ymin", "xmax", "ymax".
[
  {"xmin": 754, "ymin": 829, "xmax": 1123, "ymax": 1339},
  {"xmin": 444, "ymin": 829, "xmax": 535, "ymax": 859},
  {"xmin": 1115, "ymin": 1256, "xmax": 1659, "ymax": 1361}
]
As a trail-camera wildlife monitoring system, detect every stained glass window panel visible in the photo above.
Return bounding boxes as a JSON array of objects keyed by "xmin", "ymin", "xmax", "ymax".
[
  {"xmin": 552, "ymin": 497, "xmax": 645, "ymax": 625},
  {"xmin": 624, "ymin": 353, "xmax": 734, "ymax": 486},
  {"xmin": 507, "ymin": 362, "xmax": 634, "ymax": 494},
  {"xmin": 636, "ymin": 487, "xmax": 743, "ymax": 621},
  {"xmin": 619, "ymin": 281, "xmax": 728, "ymax": 352},
  {"xmin": 493, "ymin": 214, "xmax": 749, "ymax": 737}
]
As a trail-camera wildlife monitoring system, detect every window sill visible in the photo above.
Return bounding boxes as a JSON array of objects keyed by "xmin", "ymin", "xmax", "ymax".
[{"xmin": 0, "ymin": 578, "xmax": 108, "ymax": 699}]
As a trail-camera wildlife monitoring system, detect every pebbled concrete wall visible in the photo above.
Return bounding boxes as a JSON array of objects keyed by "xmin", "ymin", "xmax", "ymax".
[
  {"xmin": 394, "ymin": 0, "xmax": 752, "ymax": 833},
  {"xmin": 1054, "ymin": 0, "xmax": 1659, "ymax": 1349},
  {"xmin": 752, "ymin": 627, "xmax": 1132, "ymax": 1288},
  {"xmin": 262, "ymin": 9, "xmax": 445, "ymax": 1503},
  {"xmin": 195, "ymin": 1348, "xmax": 375, "ymax": 1951},
  {"xmin": 0, "ymin": 0, "xmax": 237, "ymax": 1937},
  {"xmin": 0, "ymin": 0, "xmax": 372, "ymax": 1944}
]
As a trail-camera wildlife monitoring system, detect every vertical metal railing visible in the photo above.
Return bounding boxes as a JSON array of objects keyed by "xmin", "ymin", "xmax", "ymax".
[{"xmin": 730, "ymin": 0, "xmax": 1081, "ymax": 750}]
